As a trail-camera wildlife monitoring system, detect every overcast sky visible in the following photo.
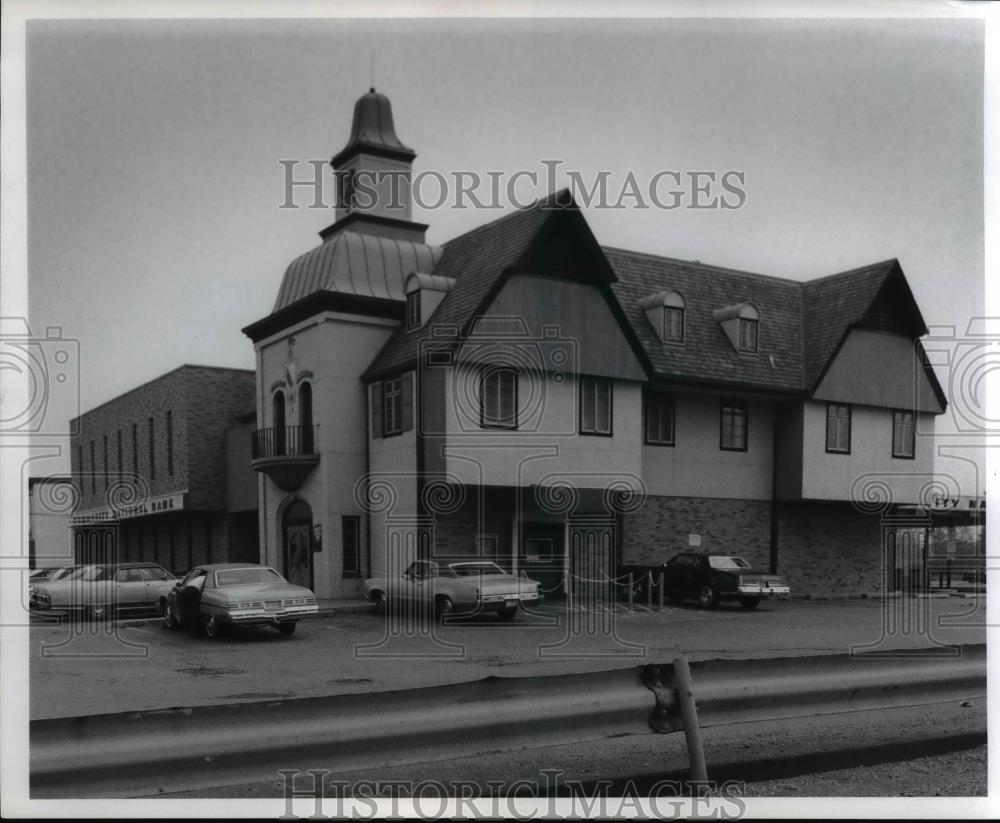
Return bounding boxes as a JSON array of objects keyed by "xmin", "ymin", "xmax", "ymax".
[{"xmin": 23, "ymin": 15, "xmax": 985, "ymax": 489}]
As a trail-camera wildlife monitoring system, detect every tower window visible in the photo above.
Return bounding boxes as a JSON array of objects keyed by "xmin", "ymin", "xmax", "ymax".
[{"xmin": 406, "ymin": 292, "xmax": 421, "ymax": 330}]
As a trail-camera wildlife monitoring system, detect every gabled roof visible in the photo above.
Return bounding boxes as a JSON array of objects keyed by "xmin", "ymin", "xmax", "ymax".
[
  {"xmin": 802, "ymin": 259, "xmax": 903, "ymax": 390},
  {"xmin": 365, "ymin": 189, "xmax": 626, "ymax": 379},
  {"xmin": 606, "ymin": 248, "xmax": 804, "ymax": 392}
]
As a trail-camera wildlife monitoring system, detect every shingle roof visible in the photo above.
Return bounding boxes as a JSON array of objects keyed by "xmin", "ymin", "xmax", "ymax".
[
  {"xmin": 363, "ymin": 192, "xmax": 562, "ymax": 379},
  {"xmin": 605, "ymin": 248, "xmax": 804, "ymax": 391},
  {"xmin": 801, "ymin": 260, "xmax": 900, "ymax": 389}
]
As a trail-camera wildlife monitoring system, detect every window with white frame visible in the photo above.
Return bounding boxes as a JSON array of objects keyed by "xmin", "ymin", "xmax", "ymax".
[
  {"xmin": 738, "ymin": 318, "xmax": 758, "ymax": 353},
  {"xmin": 720, "ymin": 400, "xmax": 748, "ymax": 451},
  {"xmin": 664, "ymin": 307, "xmax": 684, "ymax": 343},
  {"xmin": 645, "ymin": 390, "xmax": 675, "ymax": 445}
]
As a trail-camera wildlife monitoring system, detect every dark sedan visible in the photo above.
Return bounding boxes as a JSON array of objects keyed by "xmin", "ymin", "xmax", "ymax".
[{"xmin": 660, "ymin": 552, "xmax": 790, "ymax": 609}]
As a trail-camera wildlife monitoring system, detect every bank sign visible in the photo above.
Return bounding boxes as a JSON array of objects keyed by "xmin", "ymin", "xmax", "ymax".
[{"xmin": 72, "ymin": 492, "xmax": 188, "ymax": 525}]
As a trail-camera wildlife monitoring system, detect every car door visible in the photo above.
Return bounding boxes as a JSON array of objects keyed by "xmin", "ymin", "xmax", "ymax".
[
  {"xmin": 140, "ymin": 565, "xmax": 173, "ymax": 608},
  {"xmin": 177, "ymin": 569, "xmax": 207, "ymax": 625},
  {"xmin": 113, "ymin": 567, "xmax": 147, "ymax": 609},
  {"xmin": 663, "ymin": 555, "xmax": 690, "ymax": 597}
]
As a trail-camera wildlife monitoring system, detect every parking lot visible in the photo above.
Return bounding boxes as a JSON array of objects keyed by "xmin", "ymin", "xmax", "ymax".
[{"xmin": 29, "ymin": 595, "xmax": 986, "ymax": 720}]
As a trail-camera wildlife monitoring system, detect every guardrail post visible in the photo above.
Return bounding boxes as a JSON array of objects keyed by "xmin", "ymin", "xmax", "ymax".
[
  {"xmin": 647, "ymin": 574, "xmax": 654, "ymax": 609},
  {"xmin": 627, "ymin": 573, "xmax": 634, "ymax": 611},
  {"xmin": 672, "ymin": 657, "xmax": 708, "ymax": 782}
]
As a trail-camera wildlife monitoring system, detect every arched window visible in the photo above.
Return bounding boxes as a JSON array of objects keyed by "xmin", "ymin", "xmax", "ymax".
[
  {"xmin": 273, "ymin": 390, "xmax": 286, "ymax": 456},
  {"xmin": 299, "ymin": 382, "xmax": 314, "ymax": 454}
]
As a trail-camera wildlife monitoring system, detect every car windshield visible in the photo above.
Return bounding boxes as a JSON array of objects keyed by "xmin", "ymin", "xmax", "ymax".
[
  {"xmin": 214, "ymin": 567, "xmax": 284, "ymax": 587},
  {"xmin": 448, "ymin": 562, "xmax": 507, "ymax": 577},
  {"xmin": 708, "ymin": 556, "xmax": 751, "ymax": 570},
  {"xmin": 81, "ymin": 566, "xmax": 109, "ymax": 581}
]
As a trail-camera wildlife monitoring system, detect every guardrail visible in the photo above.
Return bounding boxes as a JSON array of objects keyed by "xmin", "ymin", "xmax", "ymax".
[{"xmin": 31, "ymin": 644, "xmax": 986, "ymax": 798}]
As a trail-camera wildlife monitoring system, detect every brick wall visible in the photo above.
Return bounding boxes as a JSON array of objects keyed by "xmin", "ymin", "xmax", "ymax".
[
  {"xmin": 775, "ymin": 500, "xmax": 884, "ymax": 596},
  {"xmin": 431, "ymin": 488, "xmax": 514, "ymax": 562},
  {"xmin": 622, "ymin": 495, "xmax": 772, "ymax": 569}
]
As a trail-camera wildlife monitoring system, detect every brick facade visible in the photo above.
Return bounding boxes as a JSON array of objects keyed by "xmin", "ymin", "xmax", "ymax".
[{"xmin": 69, "ymin": 365, "xmax": 258, "ymax": 568}]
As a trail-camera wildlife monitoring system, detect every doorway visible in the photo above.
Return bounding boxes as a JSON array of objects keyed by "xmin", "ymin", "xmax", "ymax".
[{"xmin": 282, "ymin": 499, "xmax": 313, "ymax": 589}]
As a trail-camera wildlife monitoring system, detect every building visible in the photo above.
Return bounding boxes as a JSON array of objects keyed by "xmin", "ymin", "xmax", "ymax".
[
  {"xmin": 70, "ymin": 365, "xmax": 258, "ymax": 573},
  {"xmin": 28, "ymin": 476, "xmax": 74, "ymax": 569},
  {"xmin": 243, "ymin": 88, "xmax": 947, "ymax": 599}
]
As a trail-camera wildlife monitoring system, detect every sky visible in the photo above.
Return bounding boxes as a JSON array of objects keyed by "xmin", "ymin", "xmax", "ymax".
[{"xmin": 21, "ymin": 15, "xmax": 986, "ymax": 489}]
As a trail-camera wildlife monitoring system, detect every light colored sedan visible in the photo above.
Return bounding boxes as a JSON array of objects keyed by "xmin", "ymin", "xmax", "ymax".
[
  {"xmin": 163, "ymin": 563, "xmax": 318, "ymax": 638},
  {"xmin": 365, "ymin": 560, "xmax": 540, "ymax": 620}
]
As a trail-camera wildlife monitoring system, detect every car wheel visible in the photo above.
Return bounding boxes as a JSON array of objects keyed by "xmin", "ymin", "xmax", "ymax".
[
  {"xmin": 740, "ymin": 597, "xmax": 761, "ymax": 610},
  {"xmin": 372, "ymin": 591, "xmax": 387, "ymax": 615},
  {"xmin": 277, "ymin": 621, "xmax": 297, "ymax": 636},
  {"xmin": 162, "ymin": 602, "xmax": 177, "ymax": 629},
  {"xmin": 498, "ymin": 605, "xmax": 518, "ymax": 622},
  {"xmin": 203, "ymin": 614, "xmax": 221, "ymax": 639},
  {"xmin": 435, "ymin": 596, "xmax": 454, "ymax": 619},
  {"xmin": 697, "ymin": 585, "xmax": 719, "ymax": 609}
]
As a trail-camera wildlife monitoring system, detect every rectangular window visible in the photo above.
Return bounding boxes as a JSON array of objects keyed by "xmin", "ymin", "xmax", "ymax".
[
  {"xmin": 645, "ymin": 390, "xmax": 676, "ymax": 446},
  {"xmin": 89, "ymin": 441, "xmax": 96, "ymax": 493},
  {"xmin": 102, "ymin": 435, "xmax": 109, "ymax": 488},
  {"xmin": 132, "ymin": 424, "xmax": 138, "ymax": 477},
  {"xmin": 892, "ymin": 410, "xmax": 915, "ymax": 459},
  {"xmin": 720, "ymin": 400, "xmax": 748, "ymax": 451},
  {"xmin": 580, "ymin": 377, "xmax": 613, "ymax": 436},
  {"xmin": 117, "ymin": 429, "xmax": 123, "ymax": 479},
  {"xmin": 826, "ymin": 403, "xmax": 851, "ymax": 454},
  {"xmin": 148, "ymin": 417, "xmax": 155, "ymax": 479},
  {"xmin": 480, "ymin": 367, "xmax": 518, "ymax": 429},
  {"xmin": 664, "ymin": 307, "xmax": 684, "ymax": 343},
  {"xmin": 380, "ymin": 374, "xmax": 414, "ymax": 437},
  {"xmin": 342, "ymin": 516, "xmax": 361, "ymax": 577},
  {"xmin": 166, "ymin": 410, "xmax": 174, "ymax": 475},
  {"xmin": 406, "ymin": 292, "xmax": 420, "ymax": 330},
  {"xmin": 738, "ymin": 318, "xmax": 758, "ymax": 353}
]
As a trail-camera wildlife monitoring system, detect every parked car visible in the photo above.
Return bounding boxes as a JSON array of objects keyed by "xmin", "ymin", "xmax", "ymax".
[
  {"xmin": 163, "ymin": 563, "xmax": 318, "ymax": 638},
  {"xmin": 659, "ymin": 553, "xmax": 790, "ymax": 609},
  {"xmin": 364, "ymin": 560, "xmax": 540, "ymax": 620},
  {"xmin": 29, "ymin": 564, "xmax": 92, "ymax": 610},
  {"xmin": 76, "ymin": 563, "xmax": 177, "ymax": 619}
]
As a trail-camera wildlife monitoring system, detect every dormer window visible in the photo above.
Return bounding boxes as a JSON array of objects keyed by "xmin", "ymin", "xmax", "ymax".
[
  {"xmin": 713, "ymin": 303, "xmax": 760, "ymax": 354},
  {"xmin": 639, "ymin": 290, "xmax": 685, "ymax": 344},
  {"xmin": 406, "ymin": 291, "xmax": 420, "ymax": 330}
]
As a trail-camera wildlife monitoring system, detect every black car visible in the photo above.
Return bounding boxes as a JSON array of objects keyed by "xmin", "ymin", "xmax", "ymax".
[{"xmin": 658, "ymin": 552, "xmax": 791, "ymax": 609}]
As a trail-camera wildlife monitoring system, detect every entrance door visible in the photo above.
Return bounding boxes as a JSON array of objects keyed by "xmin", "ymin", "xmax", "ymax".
[
  {"xmin": 522, "ymin": 523, "xmax": 565, "ymax": 598},
  {"xmin": 282, "ymin": 500, "xmax": 313, "ymax": 589}
]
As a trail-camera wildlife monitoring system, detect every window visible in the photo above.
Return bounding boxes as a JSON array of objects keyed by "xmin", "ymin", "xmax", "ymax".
[
  {"xmin": 892, "ymin": 410, "xmax": 915, "ymax": 459},
  {"xmin": 406, "ymin": 292, "xmax": 420, "ymax": 330},
  {"xmin": 148, "ymin": 417, "xmax": 155, "ymax": 479},
  {"xmin": 645, "ymin": 390, "xmax": 675, "ymax": 446},
  {"xmin": 273, "ymin": 391, "xmax": 286, "ymax": 455},
  {"xmin": 89, "ymin": 441, "xmax": 96, "ymax": 493},
  {"xmin": 342, "ymin": 515, "xmax": 361, "ymax": 577},
  {"xmin": 115, "ymin": 567, "xmax": 144, "ymax": 583},
  {"xmin": 826, "ymin": 403, "xmax": 851, "ymax": 454},
  {"xmin": 664, "ymin": 307, "xmax": 684, "ymax": 343},
  {"xmin": 166, "ymin": 410, "xmax": 174, "ymax": 475},
  {"xmin": 480, "ymin": 367, "xmax": 518, "ymax": 429},
  {"xmin": 720, "ymin": 400, "xmax": 748, "ymax": 451},
  {"xmin": 299, "ymin": 383, "xmax": 314, "ymax": 453},
  {"xmin": 580, "ymin": 377, "xmax": 613, "ymax": 436},
  {"xmin": 738, "ymin": 318, "xmax": 758, "ymax": 353},
  {"xmin": 117, "ymin": 430, "xmax": 123, "ymax": 479},
  {"xmin": 380, "ymin": 372, "xmax": 413, "ymax": 437},
  {"xmin": 132, "ymin": 424, "xmax": 138, "ymax": 477},
  {"xmin": 102, "ymin": 435, "xmax": 109, "ymax": 488}
]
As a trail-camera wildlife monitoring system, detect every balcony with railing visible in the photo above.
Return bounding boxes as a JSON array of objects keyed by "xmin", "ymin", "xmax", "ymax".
[{"xmin": 250, "ymin": 425, "xmax": 319, "ymax": 491}]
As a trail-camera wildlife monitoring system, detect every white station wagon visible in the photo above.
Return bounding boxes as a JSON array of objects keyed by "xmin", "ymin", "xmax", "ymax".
[{"xmin": 365, "ymin": 560, "xmax": 540, "ymax": 621}]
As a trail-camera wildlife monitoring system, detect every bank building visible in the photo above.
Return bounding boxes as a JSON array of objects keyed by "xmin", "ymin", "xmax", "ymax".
[{"xmin": 230, "ymin": 87, "xmax": 949, "ymax": 601}]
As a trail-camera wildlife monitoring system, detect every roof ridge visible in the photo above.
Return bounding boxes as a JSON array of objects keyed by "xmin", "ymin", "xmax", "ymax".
[
  {"xmin": 602, "ymin": 245, "xmax": 803, "ymax": 287},
  {"xmin": 803, "ymin": 258, "xmax": 898, "ymax": 287},
  {"xmin": 440, "ymin": 188, "xmax": 574, "ymax": 250}
]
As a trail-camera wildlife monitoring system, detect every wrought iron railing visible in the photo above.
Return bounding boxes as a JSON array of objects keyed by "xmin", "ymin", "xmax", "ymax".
[{"xmin": 251, "ymin": 425, "xmax": 318, "ymax": 459}]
